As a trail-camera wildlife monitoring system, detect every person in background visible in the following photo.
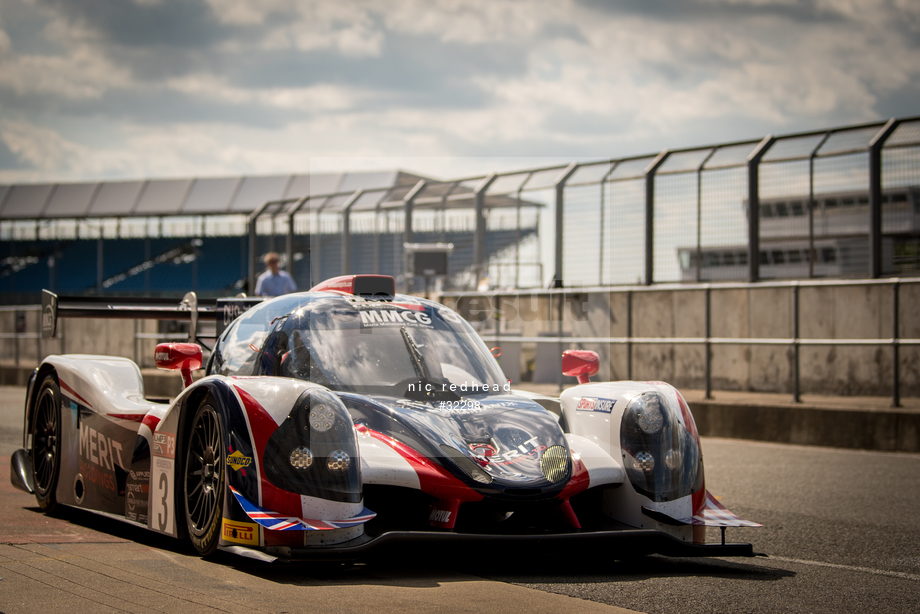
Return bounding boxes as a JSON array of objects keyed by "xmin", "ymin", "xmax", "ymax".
[{"xmin": 255, "ymin": 252, "xmax": 297, "ymax": 297}]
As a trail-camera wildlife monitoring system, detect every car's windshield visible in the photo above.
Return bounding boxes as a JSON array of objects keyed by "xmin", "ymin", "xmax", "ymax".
[{"xmin": 260, "ymin": 296, "xmax": 508, "ymax": 398}]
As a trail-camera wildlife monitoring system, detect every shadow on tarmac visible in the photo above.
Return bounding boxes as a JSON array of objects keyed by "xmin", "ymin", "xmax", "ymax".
[{"xmin": 39, "ymin": 506, "xmax": 791, "ymax": 590}]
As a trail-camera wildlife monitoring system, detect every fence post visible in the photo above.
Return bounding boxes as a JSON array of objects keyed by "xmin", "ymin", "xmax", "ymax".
[
  {"xmin": 248, "ymin": 201, "xmax": 268, "ymax": 292},
  {"xmin": 644, "ymin": 151, "xmax": 669, "ymax": 286},
  {"xmin": 626, "ymin": 290, "xmax": 633, "ymax": 380},
  {"xmin": 403, "ymin": 180, "xmax": 427, "ymax": 292},
  {"xmin": 552, "ymin": 164, "xmax": 578, "ymax": 289},
  {"xmin": 746, "ymin": 135, "xmax": 775, "ymax": 283},
  {"xmin": 473, "ymin": 174, "xmax": 496, "ymax": 288},
  {"xmin": 96, "ymin": 235, "xmax": 104, "ymax": 293},
  {"xmin": 892, "ymin": 280, "xmax": 900, "ymax": 408},
  {"xmin": 598, "ymin": 162, "xmax": 619, "ymax": 286},
  {"xmin": 868, "ymin": 118, "xmax": 900, "ymax": 278},
  {"xmin": 340, "ymin": 189, "xmax": 364, "ymax": 276},
  {"xmin": 705, "ymin": 286, "xmax": 712, "ymax": 399},
  {"xmin": 696, "ymin": 149, "xmax": 717, "ymax": 283},
  {"xmin": 793, "ymin": 283, "xmax": 800, "ymax": 403}
]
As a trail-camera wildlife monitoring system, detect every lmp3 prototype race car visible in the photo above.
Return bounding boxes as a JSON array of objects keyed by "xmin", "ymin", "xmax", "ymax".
[{"xmin": 10, "ymin": 274, "xmax": 758, "ymax": 562}]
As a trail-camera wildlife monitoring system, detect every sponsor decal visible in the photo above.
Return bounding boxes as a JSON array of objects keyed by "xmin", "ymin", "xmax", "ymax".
[
  {"xmin": 42, "ymin": 304, "xmax": 54, "ymax": 336},
  {"xmin": 226, "ymin": 450, "xmax": 252, "ymax": 471},
  {"xmin": 222, "ymin": 519, "xmax": 259, "ymax": 545},
  {"xmin": 125, "ymin": 467, "xmax": 151, "ymax": 523},
  {"xmin": 152, "ymin": 432, "xmax": 176, "ymax": 459},
  {"xmin": 491, "ymin": 437, "xmax": 545, "ymax": 466},
  {"xmin": 429, "ymin": 509, "xmax": 452, "ymax": 523},
  {"xmin": 79, "ymin": 424, "xmax": 125, "ymax": 471},
  {"xmin": 575, "ymin": 397, "xmax": 616, "ymax": 414},
  {"xmin": 359, "ymin": 309, "xmax": 432, "ymax": 327},
  {"xmin": 222, "ymin": 303, "xmax": 246, "ymax": 326},
  {"xmin": 470, "ymin": 444, "xmax": 496, "ymax": 458},
  {"xmin": 79, "ymin": 458, "xmax": 116, "ymax": 492},
  {"xmin": 346, "ymin": 295, "xmax": 423, "ymax": 311}
]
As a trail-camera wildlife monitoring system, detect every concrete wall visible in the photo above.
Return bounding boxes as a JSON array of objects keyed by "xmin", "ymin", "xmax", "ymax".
[
  {"xmin": 442, "ymin": 280, "xmax": 919, "ymax": 397},
  {"xmin": 0, "ymin": 310, "xmax": 163, "ymax": 371},
  {"xmin": 2, "ymin": 280, "xmax": 917, "ymax": 397}
]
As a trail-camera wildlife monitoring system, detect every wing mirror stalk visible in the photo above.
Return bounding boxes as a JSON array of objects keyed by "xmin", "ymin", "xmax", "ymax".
[
  {"xmin": 562, "ymin": 349, "xmax": 599, "ymax": 384},
  {"xmin": 155, "ymin": 343, "xmax": 203, "ymax": 389}
]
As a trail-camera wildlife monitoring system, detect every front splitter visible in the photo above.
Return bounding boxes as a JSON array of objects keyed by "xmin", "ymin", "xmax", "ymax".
[{"xmin": 269, "ymin": 529, "xmax": 755, "ymax": 562}]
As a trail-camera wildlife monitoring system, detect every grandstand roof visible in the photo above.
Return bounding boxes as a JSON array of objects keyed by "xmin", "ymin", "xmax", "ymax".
[{"xmin": 0, "ymin": 170, "xmax": 542, "ymax": 221}]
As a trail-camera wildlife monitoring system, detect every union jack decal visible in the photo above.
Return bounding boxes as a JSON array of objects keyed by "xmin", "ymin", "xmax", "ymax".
[
  {"xmin": 229, "ymin": 486, "xmax": 376, "ymax": 531},
  {"xmin": 680, "ymin": 491, "xmax": 762, "ymax": 527}
]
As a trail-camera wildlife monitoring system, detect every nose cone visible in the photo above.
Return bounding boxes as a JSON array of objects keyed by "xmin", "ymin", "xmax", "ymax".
[{"xmin": 437, "ymin": 396, "xmax": 572, "ymax": 496}]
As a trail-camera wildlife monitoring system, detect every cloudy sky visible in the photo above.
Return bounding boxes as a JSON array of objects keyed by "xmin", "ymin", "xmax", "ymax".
[{"xmin": 0, "ymin": 0, "xmax": 918, "ymax": 184}]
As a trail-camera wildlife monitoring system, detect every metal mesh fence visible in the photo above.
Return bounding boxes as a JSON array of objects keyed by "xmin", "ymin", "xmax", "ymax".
[
  {"xmin": 10, "ymin": 117, "xmax": 916, "ymax": 302},
  {"xmin": 551, "ymin": 117, "xmax": 920, "ymax": 288},
  {"xmin": 883, "ymin": 119, "xmax": 920, "ymax": 275},
  {"xmin": 561, "ymin": 184, "xmax": 601, "ymax": 287},
  {"xmin": 699, "ymin": 165, "xmax": 749, "ymax": 282}
]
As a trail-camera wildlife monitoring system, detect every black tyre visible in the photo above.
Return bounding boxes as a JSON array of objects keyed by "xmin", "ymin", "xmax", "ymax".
[
  {"xmin": 184, "ymin": 401, "xmax": 225, "ymax": 556},
  {"xmin": 31, "ymin": 375, "xmax": 61, "ymax": 514}
]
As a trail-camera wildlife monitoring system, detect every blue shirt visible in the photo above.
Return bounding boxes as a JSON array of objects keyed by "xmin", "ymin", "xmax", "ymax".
[{"xmin": 255, "ymin": 270, "xmax": 297, "ymax": 297}]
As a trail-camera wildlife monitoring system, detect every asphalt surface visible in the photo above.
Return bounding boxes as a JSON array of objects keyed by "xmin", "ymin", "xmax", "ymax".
[{"xmin": 2, "ymin": 385, "xmax": 920, "ymax": 613}]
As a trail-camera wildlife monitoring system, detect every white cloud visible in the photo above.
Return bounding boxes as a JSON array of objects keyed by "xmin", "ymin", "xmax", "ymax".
[
  {"xmin": 0, "ymin": 119, "xmax": 136, "ymax": 181},
  {"xmin": 0, "ymin": 43, "xmax": 132, "ymax": 100},
  {"xmin": 1, "ymin": 0, "xmax": 919, "ymax": 184},
  {"xmin": 165, "ymin": 73, "xmax": 360, "ymax": 111}
]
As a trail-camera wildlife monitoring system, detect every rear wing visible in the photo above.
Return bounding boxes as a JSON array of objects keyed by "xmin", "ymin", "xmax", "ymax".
[{"xmin": 41, "ymin": 290, "xmax": 263, "ymax": 342}]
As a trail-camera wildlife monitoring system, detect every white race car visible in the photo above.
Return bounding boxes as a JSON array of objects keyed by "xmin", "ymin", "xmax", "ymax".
[{"xmin": 11, "ymin": 274, "xmax": 759, "ymax": 562}]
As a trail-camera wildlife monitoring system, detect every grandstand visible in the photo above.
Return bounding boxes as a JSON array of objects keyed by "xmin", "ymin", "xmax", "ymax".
[{"xmin": 0, "ymin": 171, "xmax": 542, "ymax": 303}]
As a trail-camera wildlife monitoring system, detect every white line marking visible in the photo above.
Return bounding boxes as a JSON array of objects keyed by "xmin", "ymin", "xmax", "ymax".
[{"xmin": 769, "ymin": 556, "xmax": 920, "ymax": 582}]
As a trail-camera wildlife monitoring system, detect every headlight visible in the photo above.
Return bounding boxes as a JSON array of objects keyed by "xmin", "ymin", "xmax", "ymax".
[
  {"xmin": 262, "ymin": 387, "xmax": 362, "ymax": 504},
  {"xmin": 540, "ymin": 445, "xmax": 570, "ymax": 483},
  {"xmin": 289, "ymin": 446, "xmax": 313, "ymax": 470},
  {"xmin": 628, "ymin": 451, "xmax": 655, "ymax": 472},
  {"xmin": 326, "ymin": 450, "xmax": 350, "ymax": 473},
  {"xmin": 626, "ymin": 392, "xmax": 664, "ymax": 434},
  {"xmin": 310, "ymin": 404, "xmax": 336, "ymax": 432},
  {"xmin": 620, "ymin": 390, "xmax": 701, "ymax": 502}
]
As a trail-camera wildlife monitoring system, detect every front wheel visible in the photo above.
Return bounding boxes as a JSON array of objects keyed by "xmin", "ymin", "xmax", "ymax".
[
  {"xmin": 31, "ymin": 375, "xmax": 62, "ymax": 514},
  {"xmin": 184, "ymin": 401, "xmax": 225, "ymax": 556}
]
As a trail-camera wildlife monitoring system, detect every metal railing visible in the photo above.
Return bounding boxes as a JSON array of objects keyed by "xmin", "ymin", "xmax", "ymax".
[{"xmin": 445, "ymin": 277, "xmax": 920, "ymax": 407}]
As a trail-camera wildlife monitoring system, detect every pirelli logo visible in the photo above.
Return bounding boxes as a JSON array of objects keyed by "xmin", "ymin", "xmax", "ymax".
[{"xmin": 222, "ymin": 519, "xmax": 258, "ymax": 545}]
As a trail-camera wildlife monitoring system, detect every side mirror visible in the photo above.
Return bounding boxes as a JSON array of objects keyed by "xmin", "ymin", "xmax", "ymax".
[
  {"xmin": 155, "ymin": 343, "xmax": 202, "ymax": 389},
  {"xmin": 562, "ymin": 349, "xmax": 599, "ymax": 385}
]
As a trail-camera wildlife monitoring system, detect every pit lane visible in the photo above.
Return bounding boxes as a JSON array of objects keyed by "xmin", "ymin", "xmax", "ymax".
[{"xmin": 2, "ymin": 385, "xmax": 919, "ymax": 613}]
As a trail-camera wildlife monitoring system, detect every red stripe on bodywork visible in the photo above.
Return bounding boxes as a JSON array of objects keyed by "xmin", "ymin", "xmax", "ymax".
[
  {"xmin": 556, "ymin": 456, "xmax": 590, "ymax": 501},
  {"xmin": 233, "ymin": 386, "xmax": 303, "ymax": 521},
  {"xmin": 361, "ymin": 427, "xmax": 483, "ymax": 503},
  {"xmin": 676, "ymin": 390, "xmax": 706, "ymax": 516},
  {"xmin": 59, "ymin": 379, "xmax": 92, "ymax": 409},
  {"xmin": 109, "ymin": 413, "xmax": 146, "ymax": 423},
  {"xmin": 142, "ymin": 414, "xmax": 161, "ymax": 432}
]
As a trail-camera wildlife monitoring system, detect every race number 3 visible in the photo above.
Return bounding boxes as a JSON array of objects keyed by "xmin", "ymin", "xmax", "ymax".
[
  {"xmin": 151, "ymin": 432, "xmax": 176, "ymax": 535},
  {"xmin": 157, "ymin": 472, "xmax": 169, "ymax": 531}
]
